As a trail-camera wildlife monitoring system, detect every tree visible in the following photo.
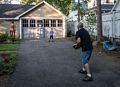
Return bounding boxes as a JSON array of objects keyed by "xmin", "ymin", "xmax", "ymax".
[
  {"xmin": 77, "ymin": 0, "xmax": 91, "ymax": 22},
  {"xmin": 20, "ymin": 0, "xmax": 74, "ymax": 16},
  {"xmin": 96, "ymin": 0, "xmax": 102, "ymax": 42}
]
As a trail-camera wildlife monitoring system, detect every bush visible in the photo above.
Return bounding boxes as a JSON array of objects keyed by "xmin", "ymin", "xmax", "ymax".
[
  {"xmin": 8, "ymin": 36, "xmax": 20, "ymax": 43},
  {"xmin": 0, "ymin": 33, "xmax": 8, "ymax": 43},
  {"xmin": 0, "ymin": 53, "xmax": 17, "ymax": 75}
]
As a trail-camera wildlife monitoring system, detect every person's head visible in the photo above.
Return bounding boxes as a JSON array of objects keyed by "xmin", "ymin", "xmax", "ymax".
[
  {"xmin": 51, "ymin": 28, "xmax": 53, "ymax": 31},
  {"xmin": 77, "ymin": 22, "xmax": 83, "ymax": 29}
]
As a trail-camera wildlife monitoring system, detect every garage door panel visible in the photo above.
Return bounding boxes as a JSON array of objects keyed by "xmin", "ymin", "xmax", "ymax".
[{"xmin": 23, "ymin": 28, "xmax": 40, "ymax": 39}]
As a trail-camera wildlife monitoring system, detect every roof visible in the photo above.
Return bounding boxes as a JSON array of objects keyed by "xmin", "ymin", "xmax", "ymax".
[
  {"xmin": 111, "ymin": 0, "xmax": 119, "ymax": 11},
  {"xmin": 0, "ymin": 1, "xmax": 66, "ymax": 20},
  {"xmin": 88, "ymin": 4, "xmax": 114, "ymax": 13},
  {"xmin": 0, "ymin": 4, "xmax": 34, "ymax": 19}
]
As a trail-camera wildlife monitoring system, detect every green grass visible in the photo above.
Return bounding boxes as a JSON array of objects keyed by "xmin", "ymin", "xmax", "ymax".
[
  {"xmin": 0, "ymin": 53, "xmax": 17, "ymax": 75},
  {"xmin": 0, "ymin": 43, "xmax": 19, "ymax": 75},
  {"xmin": 0, "ymin": 44, "xmax": 19, "ymax": 51}
]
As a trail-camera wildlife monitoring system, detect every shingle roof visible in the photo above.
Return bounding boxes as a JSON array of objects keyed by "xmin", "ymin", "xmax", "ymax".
[{"xmin": 0, "ymin": 4, "xmax": 34, "ymax": 19}]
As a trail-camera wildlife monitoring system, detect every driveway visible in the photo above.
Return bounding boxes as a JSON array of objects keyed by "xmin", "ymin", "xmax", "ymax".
[{"xmin": 6, "ymin": 39, "xmax": 120, "ymax": 87}]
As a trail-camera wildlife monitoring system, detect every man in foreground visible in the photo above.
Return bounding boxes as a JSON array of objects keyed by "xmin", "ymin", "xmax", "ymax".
[{"xmin": 75, "ymin": 22, "xmax": 93, "ymax": 81}]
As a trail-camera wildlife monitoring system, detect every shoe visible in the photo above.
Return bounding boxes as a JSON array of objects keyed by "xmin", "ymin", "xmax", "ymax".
[
  {"xmin": 78, "ymin": 69, "xmax": 87, "ymax": 74},
  {"xmin": 82, "ymin": 75, "xmax": 93, "ymax": 82}
]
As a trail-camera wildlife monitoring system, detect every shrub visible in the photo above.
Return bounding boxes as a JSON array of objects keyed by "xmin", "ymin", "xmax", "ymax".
[
  {"xmin": 0, "ymin": 33, "xmax": 8, "ymax": 43},
  {"xmin": 0, "ymin": 52, "xmax": 17, "ymax": 75},
  {"xmin": 8, "ymin": 36, "xmax": 20, "ymax": 43}
]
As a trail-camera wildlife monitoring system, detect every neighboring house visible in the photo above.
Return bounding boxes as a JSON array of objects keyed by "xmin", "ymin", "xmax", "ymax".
[
  {"xmin": 102, "ymin": 0, "xmax": 120, "ymax": 40},
  {"xmin": 68, "ymin": 0, "xmax": 114, "ymax": 36},
  {"xmin": 82, "ymin": 2, "xmax": 114, "ymax": 36},
  {"xmin": 0, "ymin": 1, "xmax": 67, "ymax": 39},
  {"xmin": 88, "ymin": 4, "xmax": 114, "ymax": 13}
]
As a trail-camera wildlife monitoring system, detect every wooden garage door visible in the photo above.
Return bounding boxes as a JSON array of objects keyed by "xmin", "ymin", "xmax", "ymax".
[
  {"xmin": 22, "ymin": 19, "xmax": 45, "ymax": 39},
  {"xmin": 22, "ymin": 19, "xmax": 63, "ymax": 39}
]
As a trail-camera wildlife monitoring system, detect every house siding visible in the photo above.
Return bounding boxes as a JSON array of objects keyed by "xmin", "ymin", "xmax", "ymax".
[{"xmin": 23, "ymin": 3, "xmax": 63, "ymax": 18}]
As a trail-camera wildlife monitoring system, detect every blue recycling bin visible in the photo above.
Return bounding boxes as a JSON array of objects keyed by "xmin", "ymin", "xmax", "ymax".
[{"xmin": 103, "ymin": 41, "xmax": 117, "ymax": 51}]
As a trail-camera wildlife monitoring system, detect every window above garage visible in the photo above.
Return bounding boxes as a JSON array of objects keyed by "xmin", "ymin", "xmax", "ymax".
[{"xmin": 22, "ymin": 19, "xmax": 63, "ymax": 28}]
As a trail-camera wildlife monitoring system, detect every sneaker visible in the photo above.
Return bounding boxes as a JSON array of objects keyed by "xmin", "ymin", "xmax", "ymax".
[
  {"xmin": 82, "ymin": 75, "xmax": 93, "ymax": 82},
  {"xmin": 78, "ymin": 69, "xmax": 87, "ymax": 74}
]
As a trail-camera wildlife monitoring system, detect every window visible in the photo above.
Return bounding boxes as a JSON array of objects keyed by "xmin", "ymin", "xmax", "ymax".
[
  {"xmin": 30, "ymin": 19, "xmax": 35, "ymax": 27},
  {"xmin": 51, "ymin": 20, "xmax": 56, "ymax": 27},
  {"xmin": 58, "ymin": 19, "xmax": 63, "ymax": 27},
  {"xmin": 37, "ymin": 20, "xmax": 43, "ymax": 27},
  {"xmin": 44, "ymin": 19, "xmax": 49, "ymax": 27},
  {"xmin": 22, "ymin": 19, "xmax": 28, "ymax": 27}
]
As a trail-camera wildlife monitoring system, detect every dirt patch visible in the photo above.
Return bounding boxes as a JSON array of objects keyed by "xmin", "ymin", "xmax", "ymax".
[
  {"xmin": 93, "ymin": 44, "xmax": 120, "ymax": 63},
  {"xmin": 0, "ymin": 75, "xmax": 9, "ymax": 87}
]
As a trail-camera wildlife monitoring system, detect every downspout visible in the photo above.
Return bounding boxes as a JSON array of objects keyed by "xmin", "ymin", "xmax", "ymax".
[{"xmin": 19, "ymin": 18, "xmax": 22, "ymax": 39}]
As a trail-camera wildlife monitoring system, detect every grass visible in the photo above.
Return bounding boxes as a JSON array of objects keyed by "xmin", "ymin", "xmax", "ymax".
[
  {"xmin": 0, "ymin": 43, "xmax": 19, "ymax": 75},
  {"xmin": 0, "ymin": 44, "xmax": 19, "ymax": 51},
  {"xmin": 1, "ymin": 53, "xmax": 17, "ymax": 74}
]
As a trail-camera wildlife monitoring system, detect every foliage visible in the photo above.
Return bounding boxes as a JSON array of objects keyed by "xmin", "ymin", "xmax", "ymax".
[
  {"xmin": 86, "ymin": 14, "xmax": 96, "ymax": 25},
  {"xmin": 0, "ymin": 33, "xmax": 20, "ymax": 43},
  {"xmin": 71, "ymin": 0, "xmax": 91, "ymax": 20},
  {"xmin": 0, "ymin": 53, "xmax": 17, "ymax": 75},
  {"xmin": 8, "ymin": 36, "xmax": 20, "ymax": 43},
  {"xmin": 20, "ymin": 0, "xmax": 74, "ymax": 16},
  {"xmin": 0, "ymin": 33, "xmax": 8, "ymax": 43},
  {"xmin": 0, "ymin": 43, "xmax": 19, "ymax": 75}
]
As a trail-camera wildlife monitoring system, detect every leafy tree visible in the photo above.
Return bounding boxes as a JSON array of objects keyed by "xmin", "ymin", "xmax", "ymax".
[{"xmin": 72, "ymin": 0, "xmax": 91, "ymax": 22}]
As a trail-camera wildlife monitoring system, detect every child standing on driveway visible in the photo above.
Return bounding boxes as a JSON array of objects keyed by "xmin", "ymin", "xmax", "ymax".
[{"xmin": 49, "ymin": 28, "xmax": 54, "ymax": 42}]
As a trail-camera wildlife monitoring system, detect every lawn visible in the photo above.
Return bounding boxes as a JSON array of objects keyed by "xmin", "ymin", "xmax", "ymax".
[
  {"xmin": 0, "ymin": 43, "xmax": 19, "ymax": 75},
  {"xmin": 0, "ymin": 44, "xmax": 19, "ymax": 51}
]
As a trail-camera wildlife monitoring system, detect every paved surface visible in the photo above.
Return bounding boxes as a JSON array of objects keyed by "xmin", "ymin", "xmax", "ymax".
[{"xmin": 6, "ymin": 39, "xmax": 120, "ymax": 87}]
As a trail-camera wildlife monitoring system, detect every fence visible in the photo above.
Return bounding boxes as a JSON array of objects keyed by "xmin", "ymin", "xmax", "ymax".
[{"xmin": 102, "ymin": 11, "xmax": 120, "ymax": 39}]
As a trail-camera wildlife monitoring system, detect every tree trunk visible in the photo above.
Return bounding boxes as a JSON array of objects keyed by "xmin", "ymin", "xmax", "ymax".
[
  {"xmin": 78, "ymin": 0, "xmax": 80, "ymax": 22},
  {"xmin": 96, "ymin": 0, "xmax": 102, "ymax": 42}
]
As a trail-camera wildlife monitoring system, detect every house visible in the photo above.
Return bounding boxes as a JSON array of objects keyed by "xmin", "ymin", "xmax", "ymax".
[
  {"xmin": 0, "ymin": 1, "xmax": 67, "ymax": 39},
  {"xmin": 102, "ymin": 0, "xmax": 120, "ymax": 40},
  {"xmin": 68, "ymin": 0, "xmax": 114, "ymax": 36}
]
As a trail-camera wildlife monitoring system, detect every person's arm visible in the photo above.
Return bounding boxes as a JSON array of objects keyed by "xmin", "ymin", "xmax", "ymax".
[{"xmin": 76, "ymin": 37, "xmax": 81, "ymax": 44}]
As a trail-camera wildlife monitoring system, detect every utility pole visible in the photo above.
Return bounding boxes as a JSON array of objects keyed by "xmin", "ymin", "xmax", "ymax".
[
  {"xmin": 78, "ymin": 0, "xmax": 80, "ymax": 22},
  {"xmin": 96, "ymin": 0, "xmax": 102, "ymax": 42}
]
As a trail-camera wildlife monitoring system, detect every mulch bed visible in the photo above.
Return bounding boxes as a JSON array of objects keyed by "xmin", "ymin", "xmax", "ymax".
[{"xmin": 93, "ymin": 44, "xmax": 120, "ymax": 63}]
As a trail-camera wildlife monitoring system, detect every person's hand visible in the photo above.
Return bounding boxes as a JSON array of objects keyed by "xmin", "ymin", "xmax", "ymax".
[
  {"xmin": 92, "ymin": 41, "xmax": 98, "ymax": 47},
  {"xmin": 73, "ymin": 43, "xmax": 81, "ymax": 49}
]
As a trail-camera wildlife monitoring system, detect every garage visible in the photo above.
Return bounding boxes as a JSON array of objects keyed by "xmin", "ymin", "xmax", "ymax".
[{"xmin": 22, "ymin": 19, "xmax": 63, "ymax": 39}]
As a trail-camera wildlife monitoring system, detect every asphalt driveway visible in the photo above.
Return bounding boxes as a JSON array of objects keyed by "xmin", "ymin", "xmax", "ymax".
[{"xmin": 6, "ymin": 38, "xmax": 120, "ymax": 87}]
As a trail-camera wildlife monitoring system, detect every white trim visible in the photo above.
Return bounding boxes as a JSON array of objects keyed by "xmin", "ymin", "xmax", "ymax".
[
  {"xmin": 21, "ymin": 17, "xmax": 63, "ymax": 19},
  {"xmin": 16, "ymin": 1, "xmax": 66, "ymax": 19},
  {"xmin": 0, "ymin": 18, "xmax": 18, "ymax": 20},
  {"xmin": 20, "ymin": 18, "xmax": 22, "ymax": 39},
  {"xmin": 63, "ymin": 17, "xmax": 66, "ymax": 38}
]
